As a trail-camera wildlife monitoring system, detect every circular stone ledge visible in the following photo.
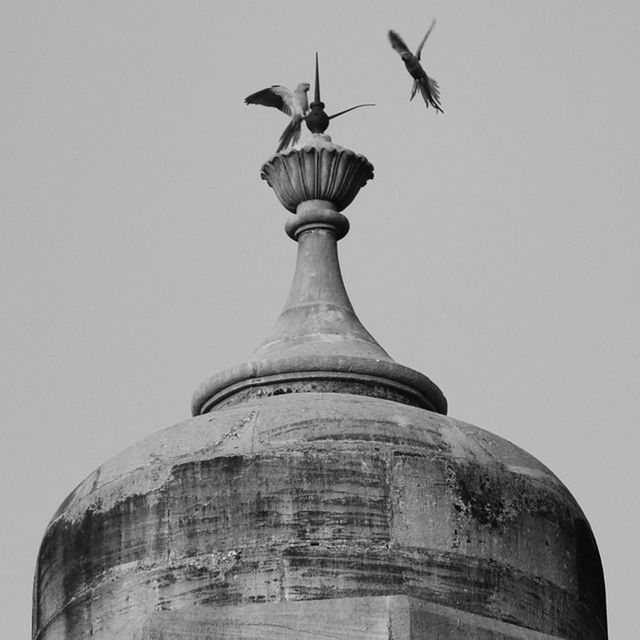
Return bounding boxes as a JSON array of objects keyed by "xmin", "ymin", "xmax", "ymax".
[{"xmin": 191, "ymin": 354, "xmax": 447, "ymax": 416}]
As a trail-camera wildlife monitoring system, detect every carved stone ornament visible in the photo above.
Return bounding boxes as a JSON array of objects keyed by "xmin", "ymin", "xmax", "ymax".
[{"xmin": 260, "ymin": 134, "xmax": 374, "ymax": 213}]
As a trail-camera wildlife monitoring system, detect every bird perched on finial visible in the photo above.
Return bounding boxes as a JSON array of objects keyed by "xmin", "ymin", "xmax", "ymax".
[
  {"xmin": 244, "ymin": 83, "xmax": 310, "ymax": 152},
  {"xmin": 388, "ymin": 19, "xmax": 443, "ymax": 113}
]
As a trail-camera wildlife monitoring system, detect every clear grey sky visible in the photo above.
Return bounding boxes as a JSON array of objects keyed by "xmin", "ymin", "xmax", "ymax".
[{"xmin": 2, "ymin": 2, "xmax": 638, "ymax": 636}]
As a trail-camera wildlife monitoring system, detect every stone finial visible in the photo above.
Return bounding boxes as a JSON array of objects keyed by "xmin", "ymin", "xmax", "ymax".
[{"xmin": 192, "ymin": 135, "xmax": 447, "ymax": 416}]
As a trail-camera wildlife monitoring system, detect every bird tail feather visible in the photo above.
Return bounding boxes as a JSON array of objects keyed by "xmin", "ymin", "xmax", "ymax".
[
  {"xmin": 428, "ymin": 77, "xmax": 443, "ymax": 113},
  {"xmin": 277, "ymin": 116, "xmax": 302, "ymax": 152},
  {"xmin": 419, "ymin": 77, "xmax": 444, "ymax": 113}
]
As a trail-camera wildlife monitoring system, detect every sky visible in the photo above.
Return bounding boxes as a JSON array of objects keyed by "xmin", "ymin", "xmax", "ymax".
[{"xmin": 2, "ymin": 1, "xmax": 638, "ymax": 637}]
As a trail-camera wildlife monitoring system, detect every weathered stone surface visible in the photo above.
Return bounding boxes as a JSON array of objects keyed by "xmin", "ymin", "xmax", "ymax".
[
  {"xmin": 33, "ymin": 393, "xmax": 606, "ymax": 639},
  {"xmin": 134, "ymin": 596, "xmax": 570, "ymax": 639}
]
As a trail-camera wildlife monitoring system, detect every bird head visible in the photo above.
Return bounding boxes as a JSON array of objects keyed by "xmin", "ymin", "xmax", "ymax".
[{"xmin": 297, "ymin": 83, "xmax": 311, "ymax": 93}]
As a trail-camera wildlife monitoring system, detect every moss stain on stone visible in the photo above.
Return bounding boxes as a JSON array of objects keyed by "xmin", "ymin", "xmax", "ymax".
[{"xmin": 447, "ymin": 462, "xmax": 527, "ymax": 528}]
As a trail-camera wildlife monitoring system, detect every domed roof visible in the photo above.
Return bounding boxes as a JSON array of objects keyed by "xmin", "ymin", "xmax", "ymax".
[
  {"xmin": 33, "ymin": 132, "xmax": 606, "ymax": 639},
  {"xmin": 35, "ymin": 393, "xmax": 605, "ymax": 638}
]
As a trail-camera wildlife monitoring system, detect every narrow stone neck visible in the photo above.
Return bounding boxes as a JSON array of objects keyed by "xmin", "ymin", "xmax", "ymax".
[
  {"xmin": 249, "ymin": 201, "xmax": 389, "ymax": 362},
  {"xmin": 284, "ymin": 221, "xmax": 352, "ymax": 314}
]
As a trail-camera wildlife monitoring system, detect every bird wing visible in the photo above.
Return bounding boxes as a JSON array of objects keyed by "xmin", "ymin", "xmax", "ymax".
[
  {"xmin": 388, "ymin": 30, "xmax": 412, "ymax": 57},
  {"xmin": 244, "ymin": 85, "xmax": 295, "ymax": 116},
  {"xmin": 416, "ymin": 18, "xmax": 437, "ymax": 60}
]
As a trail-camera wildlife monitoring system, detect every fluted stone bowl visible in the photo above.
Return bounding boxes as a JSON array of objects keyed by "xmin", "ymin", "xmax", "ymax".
[{"xmin": 261, "ymin": 135, "xmax": 374, "ymax": 213}]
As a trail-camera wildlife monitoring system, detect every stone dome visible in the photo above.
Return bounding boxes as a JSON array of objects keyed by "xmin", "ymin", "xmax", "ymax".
[
  {"xmin": 34, "ymin": 394, "xmax": 605, "ymax": 639},
  {"xmin": 33, "ymin": 134, "xmax": 607, "ymax": 639}
]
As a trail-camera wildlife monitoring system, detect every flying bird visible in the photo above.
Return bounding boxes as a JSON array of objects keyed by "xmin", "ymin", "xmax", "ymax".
[
  {"xmin": 244, "ymin": 82, "xmax": 311, "ymax": 152},
  {"xmin": 388, "ymin": 19, "xmax": 443, "ymax": 113}
]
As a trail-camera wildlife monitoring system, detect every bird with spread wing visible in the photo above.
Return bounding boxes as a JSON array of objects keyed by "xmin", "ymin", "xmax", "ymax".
[
  {"xmin": 244, "ymin": 82, "xmax": 310, "ymax": 152},
  {"xmin": 388, "ymin": 19, "xmax": 443, "ymax": 113}
]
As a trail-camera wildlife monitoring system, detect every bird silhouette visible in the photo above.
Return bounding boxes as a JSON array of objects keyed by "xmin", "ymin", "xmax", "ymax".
[
  {"xmin": 388, "ymin": 19, "xmax": 443, "ymax": 113},
  {"xmin": 244, "ymin": 83, "xmax": 311, "ymax": 152}
]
